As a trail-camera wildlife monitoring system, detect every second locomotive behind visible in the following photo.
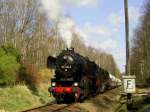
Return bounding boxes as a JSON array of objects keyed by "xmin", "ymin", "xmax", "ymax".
[{"xmin": 47, "ymin": 48, "xmax": 114, "ymax": 103}]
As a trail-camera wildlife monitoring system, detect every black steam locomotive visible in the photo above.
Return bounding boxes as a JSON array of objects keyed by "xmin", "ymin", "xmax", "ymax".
[{"xmin": 47, "ymin": 48, "xmax": 111, "ymax": 103}]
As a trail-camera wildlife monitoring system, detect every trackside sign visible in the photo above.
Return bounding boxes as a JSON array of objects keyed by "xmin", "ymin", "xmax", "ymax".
[{"xmin": 122, "ymin": 75, "xmax": 136, "ymax": 93}]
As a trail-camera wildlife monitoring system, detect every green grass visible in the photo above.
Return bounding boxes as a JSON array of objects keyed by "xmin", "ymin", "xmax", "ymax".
[
  {"xmin": 37, "ymin": 84, "xmax": 53, "ymax": 103},
  {"xmin": 0, "ymin": 84, "xmax": 52, "ymax": 112}
]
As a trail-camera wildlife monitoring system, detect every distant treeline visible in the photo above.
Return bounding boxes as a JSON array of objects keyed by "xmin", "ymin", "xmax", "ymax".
[
  {"xmin": 131, "ymin": 0, "xmax": 150, "ymax": 85},
  {"xmin": 0, "ymin": 0, "xmax": 120, "ymax": 78}
]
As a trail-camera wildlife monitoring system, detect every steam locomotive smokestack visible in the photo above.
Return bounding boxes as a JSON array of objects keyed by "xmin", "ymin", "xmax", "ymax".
[{"xmin": 65, "ymin": 47, "xmax": 74, "ymax": 52}]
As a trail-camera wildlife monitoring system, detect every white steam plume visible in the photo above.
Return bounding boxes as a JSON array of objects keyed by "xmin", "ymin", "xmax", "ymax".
[
  {"xmin": 58, "ymin": 17, "xmax": 75, "ymax": 48},
  {"xmin": 39, "ymin": 0, "xmax": 62, "ymax": 21},
  {"xmin": 39, "ymin": 0, "xmax": 75, "ymax": 48}
]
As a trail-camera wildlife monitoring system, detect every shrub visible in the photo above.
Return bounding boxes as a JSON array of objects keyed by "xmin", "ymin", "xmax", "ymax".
[
  {"xmin": 18, "ymin": 64, "xmax": 41, "ymax": 95},
  {"xmin": 1, "ymin": 45, "xmax": 21, "ymax": 62},
  {"xmin": 38, "ymin": 69, "xmax": 54, "ymax": 83},
  {"xmin": 0, "ymin": 46, "xmax": 21, "ymax": 86}
]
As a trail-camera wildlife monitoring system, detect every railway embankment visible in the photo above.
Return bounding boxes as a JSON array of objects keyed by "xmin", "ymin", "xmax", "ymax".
[
  {"xmin": 1, "ymin": 86, "xmax": 149, "ymax": 112},
  {"xmin": 115, "ymin": 87, "xmax": 150, "ymax": 112},
  {"xmin": 76, "ymin": 87, "xmax": 150, "ymax": 112},
  {"xmin": 75, "ymin": 87, "xmax": 121, "ymax": 112},
  {"xmin": 0, "ymin": 84, "xmax": 51, "ymax": 112}
]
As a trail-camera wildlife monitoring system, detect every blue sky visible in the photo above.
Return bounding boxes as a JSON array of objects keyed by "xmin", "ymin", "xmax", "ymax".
[
  {"xmin": 40, "ymin": 0, "xmax": 145, "ymax": 72},
  {"xmin": 62, "ymin": 0, "xmax": 145, "ymax": 72}
]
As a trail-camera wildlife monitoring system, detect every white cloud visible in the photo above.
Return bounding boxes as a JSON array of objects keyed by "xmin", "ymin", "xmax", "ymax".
[
  {"xmin": 84, "ymin": 23, "xmax": 112, "ymax": 37},
  {"xmin": 39, "ymin": 0, "xmax": 98, "ymax": 20},
  {"xmin": 108, "ymin": 6, "xmax": 141, "ymax": 28},
  {"xmin": 99, "ymin": 39, "xmax": 117, "ymax": 50},
  {"xmin": 108, "ymin": 12, "xmax": 123, "ymax": 27},
  {"xmin": 76, "ymin": 23, "xmax": 112, "ymax": 39},
  {"xmin": 74, "ymin": 23, "xmax": 117, "ymax": 52},
  {"xmin": 63, "ymin": 0, "xmax": 98, "ymax": 7},
  {"xmin": 91, "ymin": 39, "xmax": 117, "ymax": 50}
]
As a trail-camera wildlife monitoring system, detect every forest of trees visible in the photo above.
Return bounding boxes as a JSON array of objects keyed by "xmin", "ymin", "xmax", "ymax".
[
  {"xmin": 131, "ymin": 0, "xmax": 150, "ymax": 85},
  {"xmin": 0, "ymin": 0, "xmax": 120, "ymax": 86}
]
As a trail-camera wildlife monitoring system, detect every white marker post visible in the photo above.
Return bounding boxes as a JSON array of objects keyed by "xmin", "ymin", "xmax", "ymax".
[{"xmin": 122, "ymin": 75, "xmax": 136, "ymax": 110}]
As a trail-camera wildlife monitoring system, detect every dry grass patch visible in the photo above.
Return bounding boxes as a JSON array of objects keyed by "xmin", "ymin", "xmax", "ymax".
[{"xmin": 76, "ymin": 88, "xmax": 121, "ymax": 112}]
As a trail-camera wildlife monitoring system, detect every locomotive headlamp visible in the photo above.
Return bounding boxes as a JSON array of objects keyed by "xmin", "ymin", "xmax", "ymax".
[
  {"xmin": 51, "ymin": 82, "xmax": 56, "ymax": 86},
  {"xmin": 74, "ymin": 82, "xmax": 78, "ymax": 86}
]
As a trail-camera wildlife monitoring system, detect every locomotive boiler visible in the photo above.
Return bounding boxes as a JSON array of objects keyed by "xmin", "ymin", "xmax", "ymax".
[{"xmin": 47, "ymin": 48, "xmax": 111, "ymax": 103}]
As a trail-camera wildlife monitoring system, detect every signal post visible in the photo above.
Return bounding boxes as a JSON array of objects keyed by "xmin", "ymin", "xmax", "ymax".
[{"xmin": 122, "ymin": 75, "xmax": 136, "ymax": 110}]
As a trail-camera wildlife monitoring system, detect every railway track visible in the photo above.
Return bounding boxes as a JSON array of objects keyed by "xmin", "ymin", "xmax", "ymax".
[
  {"xmin": 21, "ymin": 87, "xmax": 121, "ymax": 112},
  {"xmin": 21, "ymin": 102, "xmax": 82, "ymax": 112}
]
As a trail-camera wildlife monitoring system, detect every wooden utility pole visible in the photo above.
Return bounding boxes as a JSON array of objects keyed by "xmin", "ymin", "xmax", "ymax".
[{"xmin": 124, "ymin": 0, "xmax": 130, "ymax": 75}]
